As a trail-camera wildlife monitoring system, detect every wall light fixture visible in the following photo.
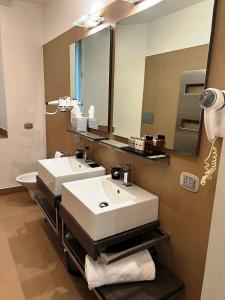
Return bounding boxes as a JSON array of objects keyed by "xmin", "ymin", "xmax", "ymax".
[{"xmin": 73, "ymin": 13, "xmax": 104, "ymax": 29}]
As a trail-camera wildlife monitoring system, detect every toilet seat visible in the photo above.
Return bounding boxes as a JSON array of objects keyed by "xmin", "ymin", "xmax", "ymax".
[
  {"xmin": 16, "ymin": 172, "xmax": 38, "ymax": 184},
  {"xmin": 16, "ymin": 172, "xmax": 39, "ymax": 200}
]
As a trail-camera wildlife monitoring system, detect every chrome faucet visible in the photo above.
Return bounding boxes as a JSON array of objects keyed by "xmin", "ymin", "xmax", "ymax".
[
  {"xmin": 75, "ymin": 146, "xmax": 89, "ymax": 162},
  {"xmin": 120, "ymin": 164, "xmax": 132, "ymax": 187},
  {"xmin": 111, "ymin": 164, "xmax": 132, "ymax": 186},
  {"xmin": 83, "ymin": 146, "xmax": 89, "ymax": 163}
]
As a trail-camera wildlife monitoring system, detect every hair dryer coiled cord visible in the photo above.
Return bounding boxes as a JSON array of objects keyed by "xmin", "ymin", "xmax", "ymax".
[
  {"xmin": 200, "ymin": 138, "xmax": 218, "ymax": 186},
  {"xmin": 46, "ymin": 107, "xmax": 60, "ymax": 115}
]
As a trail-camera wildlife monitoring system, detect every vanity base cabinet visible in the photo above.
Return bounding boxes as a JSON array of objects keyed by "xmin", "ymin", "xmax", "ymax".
[
  {"xmin": 66, "ymin": 253, "xmax": 82, "ymax": 276},
  {"xmin": 35, "ymin": 176, "xmax": 61, "ymax": 235},
  {"xmin": 34, "ymin": 191, "xmax": 60, "ymax": 234},
  {"xmin": 60, "ymin": 204, "xmax": 184, "ymax": 300}
]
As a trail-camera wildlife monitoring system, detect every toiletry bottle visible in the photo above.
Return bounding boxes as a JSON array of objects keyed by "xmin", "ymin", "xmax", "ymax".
[
  {"xmin": 144, "ymin": 136, "xmax": 153, "ymax": 154},
  {"xmin": 153, "ymin": 136, "xmax": 158, "ymax": 147},
  {"xmin": 129, "ymin": 137, "xmax": 135, "ymax": 149},
  {"xmin": 131, "ymin": 137, "xmax": 136, "ymax": 148},
  {"xmin": 135, "ymin": 138, "xmax": 140, "ymax": 151},
  {"xmin": 140, "ymin": 138, "xmax": 145, "ymax": 152},
  {"xmin": 157, "ymin": 135, "xmax": 166, "ymax": 148}
]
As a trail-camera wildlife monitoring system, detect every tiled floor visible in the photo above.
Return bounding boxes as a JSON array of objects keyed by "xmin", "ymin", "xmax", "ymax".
[{"xmin": 0, "ymin": 191, "xmax": 97, "ymax": 300}]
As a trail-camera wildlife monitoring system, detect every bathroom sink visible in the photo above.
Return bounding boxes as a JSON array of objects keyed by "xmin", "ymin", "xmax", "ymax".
[
  {"xmin": 62, "ymin": 175, "xmax": 159, "ymax": 240},
  {"xmin": 37, "ymin": 157, "xmax": 105, "ymax": 196}
]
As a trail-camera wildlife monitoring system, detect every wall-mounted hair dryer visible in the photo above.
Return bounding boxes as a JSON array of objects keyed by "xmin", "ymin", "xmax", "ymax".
[
  {"xmin": 46, "ymin": 97, "xmax": 80, "ymax": 115},
  {"xmin": 200, "ymin": 88, "xmax": 225, "ymax": 141},
  {"xmin": 199, "ymin": 88, "xmax": 225, "ymax": 186}
]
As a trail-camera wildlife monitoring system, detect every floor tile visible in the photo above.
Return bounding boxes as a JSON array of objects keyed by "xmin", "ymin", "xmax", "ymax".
[{"xmin": 0, "ymin": 191, "xmax": 97, "ymax": 300}]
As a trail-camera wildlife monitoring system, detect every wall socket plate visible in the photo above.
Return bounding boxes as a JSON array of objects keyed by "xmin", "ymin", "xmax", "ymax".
[
  {"xmin": 24, "ymin": 123, "xmax": 33, "ymax": 129},
  {"xmin": 180, "ymin": 172, "xmax": 200, "ymax": 193}
]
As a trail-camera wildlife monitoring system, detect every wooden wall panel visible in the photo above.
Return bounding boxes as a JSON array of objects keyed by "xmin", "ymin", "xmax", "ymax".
[{"xmin": 43, "ymin": 1, "xmax": 223, "ymax": 299}]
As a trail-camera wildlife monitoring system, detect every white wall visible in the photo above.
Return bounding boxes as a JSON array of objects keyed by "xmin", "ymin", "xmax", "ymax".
[
  {"xmin": 113, "ymin": 24, "xmax": 148, "ymax": 138},
  {"xmin": 43, "ymin": 0, "xmax": 116, "ymax": 44},
  {"xmin": 201, "ymin": 139, "xmax": 225, "ymax": 300},
  {"xmin": 0, "ymin": 0, "xmax": 46, "ymax": 189},
  {"xmin": 147, "ymin": 0, "xmax": 214, "ymax": 56},
  {"xmin": 82, "ymin": 28, "xmax": 110, "ymax": 126}
]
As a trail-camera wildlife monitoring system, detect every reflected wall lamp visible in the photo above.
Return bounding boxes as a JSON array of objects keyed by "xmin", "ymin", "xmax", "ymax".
[
  {"xmin": 123, "ymin": 0, "xmax": 145, "ymax": 4},
  {"xmin": 73, "ymin": 13, "xmax": 104, "ymax": 29}
]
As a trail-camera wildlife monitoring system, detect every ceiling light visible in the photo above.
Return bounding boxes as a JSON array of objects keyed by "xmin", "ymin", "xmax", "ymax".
[
  {"xmin": 123, "ymin": 0, "xmax": 144, "ymax": 3},
  {"xmin": 0, "ymin": 0, "xmax": 11, "ymax": 5},
  {"xmin": 123, "ymin": 0, "xmax": 144, "ymax": 4},
  {"xmin": 73, "ymin": 13, "xmax": 104, "ymax": 29}
]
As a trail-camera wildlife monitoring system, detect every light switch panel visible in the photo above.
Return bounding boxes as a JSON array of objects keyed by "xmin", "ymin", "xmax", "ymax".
[
  {"xmin": 180, "ymin": 172, "xmax": 199, "ymax": 192},
  {"xmin": 142, "ymin": 112, "xmax": 154, "ymax": 124}
]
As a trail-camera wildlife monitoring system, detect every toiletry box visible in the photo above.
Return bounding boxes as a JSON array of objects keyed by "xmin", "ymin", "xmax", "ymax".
[
  {"xmin": 88, "ymin": 117, "xmax": 98, "ymax": 130},
  {"xmin": 71, "ymin": 117, "xmax": 88, "ymax": 132}
]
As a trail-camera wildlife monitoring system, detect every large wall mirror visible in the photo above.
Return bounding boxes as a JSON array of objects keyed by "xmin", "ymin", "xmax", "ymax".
[
  {"xmin": 113, "ymin": 0, "xmax": 215, "ymax": 156},
  {"xmin": 70, "ymin": 26, "xmax": 112, "ymax": 132}
]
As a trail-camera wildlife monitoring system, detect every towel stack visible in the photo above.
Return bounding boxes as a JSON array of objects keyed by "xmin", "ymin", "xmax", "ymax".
[{"xmin": 85, "ymin": 250, "xmax": 156, "ymax": 290}]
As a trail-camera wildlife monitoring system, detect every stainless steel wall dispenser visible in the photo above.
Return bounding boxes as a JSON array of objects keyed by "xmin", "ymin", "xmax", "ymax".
[{"xmin": 174, "ymin": 69, "xmax": 206, "ymax": 156}]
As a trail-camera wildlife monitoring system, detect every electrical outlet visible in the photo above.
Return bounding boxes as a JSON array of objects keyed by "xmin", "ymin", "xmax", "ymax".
[
  {"xmin": 180, "ymin": 172, "xmax": 199, "ymax": 193},
  {"xmin": 24, "ymin": 123, "xmax": 33, "ymax": 129}
]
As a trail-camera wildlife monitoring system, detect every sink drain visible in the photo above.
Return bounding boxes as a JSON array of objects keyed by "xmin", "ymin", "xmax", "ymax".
[{"xmin": 99, "ymin": 202, "xmax": 109, "ymax": 208}]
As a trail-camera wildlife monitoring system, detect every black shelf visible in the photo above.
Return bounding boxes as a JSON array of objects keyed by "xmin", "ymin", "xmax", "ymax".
[
  {"xmin": 68, "ymin": 130, "xmax": 170, "ymax": 165},
  {"xmin": 61, "ymin": 218, "xmax": 184, "ymax": 300},
  {"xmin": 121, "ymin": 146, "xmax": 169, "ymax": 164},
  {"xmin": 98, "ymin": 141, "xmax": 170, "ymax": 165},
  {"xmin": 67, "ymin": 128, "xmax": 108, "ymax": 141}
]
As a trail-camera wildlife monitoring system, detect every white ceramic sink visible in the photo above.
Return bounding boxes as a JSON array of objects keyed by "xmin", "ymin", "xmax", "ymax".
[
  {"xmin": 62, "ymin": 175, "xmax": 159, "ymax": 241},
  {"xmin": 37, "ymin": 157, "xmax": 105, "ymax": 196}
]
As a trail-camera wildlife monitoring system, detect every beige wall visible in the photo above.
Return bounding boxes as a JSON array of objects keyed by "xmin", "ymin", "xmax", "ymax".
[{"xmin": 0, "ymin": 0, "xmax": 46, "ymax": 189}]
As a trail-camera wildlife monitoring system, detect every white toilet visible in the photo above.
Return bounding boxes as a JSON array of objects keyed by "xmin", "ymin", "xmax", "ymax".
[{"xmin": 16, "ymin": 172, "xmax": 39, "ymax": 200}]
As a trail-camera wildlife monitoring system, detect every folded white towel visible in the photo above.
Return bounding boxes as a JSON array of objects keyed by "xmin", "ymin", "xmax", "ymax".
[
  {"xmin": 85, "ymin": 250, "xmax": 155, "ymax": 290},
  {"xmin": 54, "ymin": 151, "xmax": 64, "ymax": 158}
]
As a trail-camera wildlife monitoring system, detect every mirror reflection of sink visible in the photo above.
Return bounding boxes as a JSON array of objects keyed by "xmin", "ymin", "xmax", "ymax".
[
  {"xmin": 37, "ymin": 157, "xmax": 106, "ymax": 196},
  {"xmin": 62, "ymin": 175, "xmax": 159, "ymax": 241}
]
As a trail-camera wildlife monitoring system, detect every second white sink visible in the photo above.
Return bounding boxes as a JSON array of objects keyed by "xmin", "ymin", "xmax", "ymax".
[
  {"xmin": 62, "ymin": 175, "xmax": 159, "ymax": 241},
  {"xmin": 37, "ymin": 157, "xmax": 106, "ymax": 196}
]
